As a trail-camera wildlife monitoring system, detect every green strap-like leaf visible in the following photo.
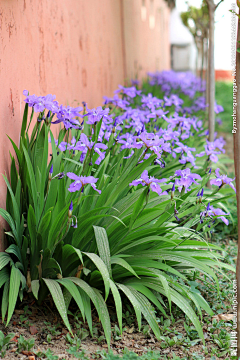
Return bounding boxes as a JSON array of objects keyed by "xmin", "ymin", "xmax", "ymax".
[
  {"xmin": 0, "ymin": 209, "xmax": 18, "ymax": 242},
  {"xmin": 5, "ymin": 244, "xmax": 22, "ymax": 263},
  {"xmin": 129, "ymin": 187, "xmax": 148, "ymax": 230},
  {"xmin": 82, "ymin": 252, "xmax": 110, "ymax": 300},
  {"xmin": 2, "ymin": 175, "xmax": 21, "ymax": 245},
  {"xmin": 31, "ymin": 280, "xmax": 40, "ymax": 300},
  {"xmin": 7, "ymin": 266, "xmax": 21, "ymax": 325},
  {"xmin": 0, "ymin": 267, "xmax": 9, "ymax": 289},
  {"xmin": 57, "ymin": 278, "xmax": 85, "ymax": 322},
  {"xmin": 129, "ymin": 286, "xmax": 161, "ymax": 340},
  {"xmin": 63, "ymin": 287, "xmax": 72, "ymax": 311},
  {"xmin": 0, "ymin": 253, "xmax": 11, "ymax": 271},
  {"xmin": 7, "ymin": 135, "xmax": 22, "ymax": 164},
  {"xmin": 111, "ymin": 257, "xmax": 139, "ymax": 278},
  {"xmin": 93, "ymin": 288, "xmax": 111, "ymax": 349},
  {"xmin": 21, "ymin": 103, "xmax": 28, "ymax": 138},
  {"xmin": 43, "ymin": 278, "xmax": 72, "ymax": 335},
  {"xmin": 128, "ymin": 283, "xmax": 167, "ymax": 317},
  {"xmin": 27, "ymin": 205, "xmax": 37, "ymax": 256},
  {"xmin": 2, "ymin": 280, "xmax": 9, "ymax": 322},
  {"xmin": 110, "ymin": 279, "xmax": 122, "ymax": 333},
  {"xmin": 116, "ymin": 283, "xmax": 142, "ymax": 331},
  {"xmin": 22, "ymin": 145, "xmax": 39, "ymax": 220},
  {"xmin": 37, "ymin": 209, "xmax": 52, "ymax": 243},
  {"xmin": 78, "ymin": 288, "xmax": 93, "ymax": 336},
  {"xmin": 148, "ymin": 268, "xmax": 171, "ymax": 312},
  {"xmin": 93, "ymin": 226, "xmax": 112, "ymax": 277},
  {"xmin": 136, "ymin": 278, "xmax": 205, "ymax": 342},
  {"xmin": 69, "ymin": 278, "xmax": 106, "ymax": 336}
]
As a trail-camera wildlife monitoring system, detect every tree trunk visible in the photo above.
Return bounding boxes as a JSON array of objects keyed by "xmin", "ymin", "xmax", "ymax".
[
  {"xmin": 206, "ymin": 1, "xmax": 215, "ymax": 142},
  {"xmin": 205, "ymin": 37, "xmax": 209, "ymax": 111},
  {"xmin": 200, "ymin": 38, "xmax": 204, "ymax": 88},
  {"xmin": 235, "ymin": 4, "xmax": 240, "ymax": 357},
  {"xmin": 195, "ymin": 41, "xmax": 199, "ymax": 77}
]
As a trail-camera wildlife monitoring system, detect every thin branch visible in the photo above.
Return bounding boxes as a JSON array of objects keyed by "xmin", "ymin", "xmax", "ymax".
[{"xmin": 215, "ymin": 0, "xmax": 224, "ymax": 10}]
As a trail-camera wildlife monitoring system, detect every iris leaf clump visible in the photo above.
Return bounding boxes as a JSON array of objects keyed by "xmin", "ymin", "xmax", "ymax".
[{"xmin": 0, "ymin": 72, "xmax": 235, "ymax": 348}]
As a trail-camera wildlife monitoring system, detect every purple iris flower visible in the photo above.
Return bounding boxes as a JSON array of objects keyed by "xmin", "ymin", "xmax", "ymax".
[
  {"xmin": 214, "ymin": 103, "xmax": 224, "ymax": 114},
  {"xmin": 210, "ymin": 168, "xmax": 236, "ymax": 192},
  {"xmin": 131, "ymin": 79, "xmax": 140, "ymax": 86},
  {"xmin": 84, "ymin": 106, "xmax": 110, "ymax": 125},
  {"xmin": 208, "ymin": 206, "xmax": 230, "ymax": 225},
  {"xmin": 174, "ymin": 168, "xmax": 201, "ymax": 191},
  {"xmin": 54, "ymin": 105, "xmax": 83, "ymax": 130},
  {"xmin": 66, "ymin": 173, "xmax": 101, "ymax": 194},
  {"xmin": 118, "ymin": 133, "xmax": 142, "ymax": 150},
  {"xmin": 141, "ymin": 93, "xmax": 163, "ymax": 111},
  {"xmin": 129, "ymin": 170, "xmax": 168, "ymax": 196},
  {"xmin": 73, "ymin": 133, "xmax": 107, "ymax": 165},
  {"xmin": 157, "ymin": 128, "xmax": 180, "ymax": 141},
  {"xmin": 178, "ymin": 152, "xmax": 197, "ymax": 168},
  {"xmin": 147, "ymin": 109, "xmax": 169, "ymax": 121},
  {"xmin": 196, "ymin": 142, "xmax": 222, "ymax": 163},
  {"xmin": 115, "ymin": 85, "xmax": 141, "ymax": 98}
]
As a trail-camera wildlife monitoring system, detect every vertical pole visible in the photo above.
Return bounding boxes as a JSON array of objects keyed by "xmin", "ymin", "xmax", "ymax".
[
  {"xmin": 207, "ymin": 1, "xmax": 215, "ymax": 142},
  {"xmin": 234, "ymin": 3, "xmax": 240, "ymax": 357}
]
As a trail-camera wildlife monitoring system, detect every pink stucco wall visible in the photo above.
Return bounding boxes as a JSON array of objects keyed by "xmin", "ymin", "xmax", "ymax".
[
  {"xmin": 123, "ymin": 0, "xmax": 171, "ymax": 80},
  {"xmin": 0, "ymin": 0, "xmax": 171, "ymax": 248}
]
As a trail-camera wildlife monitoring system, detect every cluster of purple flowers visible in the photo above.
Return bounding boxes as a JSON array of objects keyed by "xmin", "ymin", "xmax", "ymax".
[
  {"xmin": 23, "ymin": 90, "xmax": 83, "ymax": 130},
  {"xmin": 147, "ymin": 71, "xmax": 205, "ymax": 98},
  {"xmin": 25, "ymin": 70, "xmax": 234, "ymax": 227}
]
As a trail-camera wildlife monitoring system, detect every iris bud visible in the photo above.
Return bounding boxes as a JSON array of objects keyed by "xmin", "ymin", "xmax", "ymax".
[
  {"xmin": 171, "ymin": 183, "xmax": 175, "ymax": 200},
  {"xmin": 68, "ymin": 201, "xmax": 73, "ymax": 218},
  {"xmin": 199, "ymin": 188, "xmax": 204, "ymax": 203},
  {"xmin": 49, "ymin": 165, "xmax": 53, "ymax": 180}
]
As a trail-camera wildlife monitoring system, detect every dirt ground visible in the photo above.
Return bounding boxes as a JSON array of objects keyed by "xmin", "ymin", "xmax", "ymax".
[{"xmin": 0, "ymin": 298, "xmax": 233, "ymax": 360}]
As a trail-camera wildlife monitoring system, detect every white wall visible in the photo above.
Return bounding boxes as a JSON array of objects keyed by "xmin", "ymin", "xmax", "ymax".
[{"xmin": 176, "ymin": 0, "xmax": 235, "ymax": 70}]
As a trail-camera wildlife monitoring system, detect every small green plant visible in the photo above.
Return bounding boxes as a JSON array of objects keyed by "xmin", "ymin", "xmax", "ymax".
[
  {"xmin": 0, "ymin": 331, "xmax": 15, "ymax": 358},
  {"xmin": 66, "ymin": 347, "xmax": 89, "ymax": 359},
  {"xmin": 43, "ymin": 322, "xmax": 61, "ymax": 336},
  {"xmin": 39, "ymin": 348, "xmax": 59, "ymax": 360},
  {"xmin": 141, "ymin": 324, "xmax": 151, "ymax": 338},
  {"xmin": 184, "ymin": 322, "xmax": 199, "ymax": 341},
  {"xmin": 47, "ymin": 334, "xmax": 52, "ymax": 343},
  {"xmin": 17, "ymin": 335, "xmax": 35, "ymax": 352},
  {"xmin": 74, "ymin": 323, "xmax": 89, "ymax": 340},
  {"xmin": 65, "ymin": 333, "xmax": 81, "ymax": 349}
]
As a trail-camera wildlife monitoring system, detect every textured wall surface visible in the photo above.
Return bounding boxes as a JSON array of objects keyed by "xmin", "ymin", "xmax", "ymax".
[
  {"xmin": 123, "ymin": 0, "xmax": 171, "ymax": 80},
  {"xmin": 0, "ymin": 0, "xmax": 170, "ymax": 248}
]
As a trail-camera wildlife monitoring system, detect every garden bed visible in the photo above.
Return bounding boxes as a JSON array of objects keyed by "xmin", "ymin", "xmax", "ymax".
[{"xmin": 0, "ymin": 73, "xmax": 236, "ymax": 360}]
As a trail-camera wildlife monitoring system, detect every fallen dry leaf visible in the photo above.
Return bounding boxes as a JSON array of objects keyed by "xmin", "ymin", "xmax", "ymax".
[
  {"xmin": 212, "ymin": 314, "xmax": 234, "ymax": 321},
  {"xmin": 15, "ymin": 309, "xmax": 25, "ymax": 315},
  {"xmin": 28, "ymin": 356, "xmax": 35, "ymax": 360},
  {"xmin": 22, "ymin": 350, "xmax": 34, "ymax": 356},
  {"xmin": 11, "ymin": 335, "xmax": 19, "ymax": 343},
  {"xmin": 53, "ymin": 316, "xmax": 58, "ymax": 323},
  {"xmin": 29, "ymin": 325, "xmax": 38, "ymax": 335},
  {"xmin": 127, "ymin": 326, "xmax": 134, "ymax": 334}
]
